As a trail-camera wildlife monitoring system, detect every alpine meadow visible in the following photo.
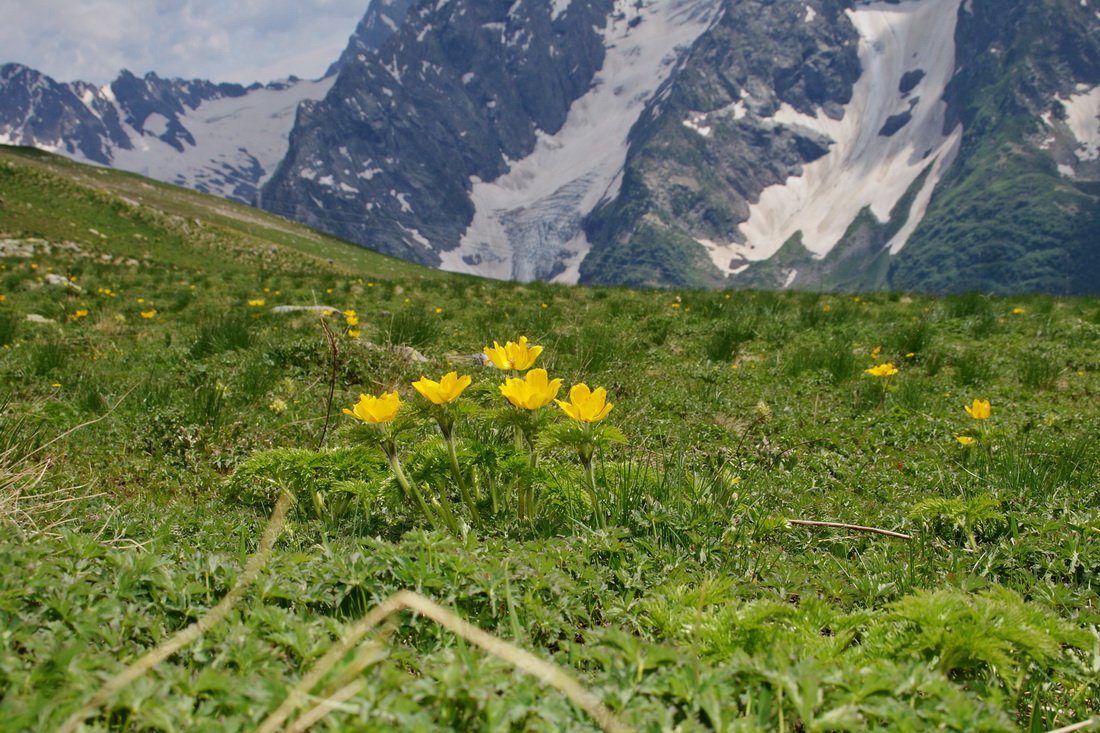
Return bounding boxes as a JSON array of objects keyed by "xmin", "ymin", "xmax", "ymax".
[{"xmin": 1, "ymin": 143, "xmax": 1099, "ymax": 731}]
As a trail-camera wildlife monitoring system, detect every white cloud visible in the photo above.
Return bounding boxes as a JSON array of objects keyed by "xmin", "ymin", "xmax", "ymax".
[{"xmin": 1, "ymin": 0, "xmax": 370, "ymax": 85}]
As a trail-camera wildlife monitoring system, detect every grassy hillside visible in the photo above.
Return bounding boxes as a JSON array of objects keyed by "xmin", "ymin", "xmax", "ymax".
[{"xmin": 1, "ymin": 146, "xmax": 1099, "ymax": 731}]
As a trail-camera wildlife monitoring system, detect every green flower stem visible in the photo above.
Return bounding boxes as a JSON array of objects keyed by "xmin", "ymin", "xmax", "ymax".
[
  {"xmin": 581, "ymin": 453, "xmax": 605, "ymax": 530},
  {"xmin": 385, "ymin": 453, "xmax": 443, "ymax": 532},
  {"xmin": 444, "ymin": 432, "xmax": 481, "ymax": 529}
]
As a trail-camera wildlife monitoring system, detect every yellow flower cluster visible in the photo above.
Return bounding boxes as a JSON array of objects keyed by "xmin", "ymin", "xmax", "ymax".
[
  {"xmin": 864, "ymin": 363, "xmax": 898, "ymax": 377},
  {"xmin": 344, "ymin": 336, "xmax": 614, "ymax": 425}
]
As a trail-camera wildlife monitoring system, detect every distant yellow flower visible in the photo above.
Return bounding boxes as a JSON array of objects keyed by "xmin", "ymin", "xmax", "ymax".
[
  {"xmin": 140, "ymin": 310, "xmax": 157, "ymax": 319},
  {"xmin": 50, "ymin": 382, "xmax": 60, "ymax": 388},
  {"xmin": 499, "ymin": 368, "xmax": 561, "ymax": 410},
  {"xmin": 557, "ymin": 383, "xmax": 614, "ymax": 422},
  {"xmin": 248, "ymin": 299, "xmax": 266, "ymax": 306},
  {"xmin": 345, "ymin": 314, "xmax": 359, "ymax": 326},
  {"xmin": 871, "ymin": 345, "xmax": 882, "ymax": 357},
  {"xmin": 344, "ymin": 309, "xmax": 357, "ymax": 317},
  {"xmin": 347, "ymin": 329, "xmax": 361, "ymax": 338},
  {"xmin": 964, "ymin": 399, "xmax": 991, "ymax": 420},
  {"xmin": 905, "ymin": 352, "xmax": 915, "ymax": 358},
  {"xmin": 483, "ymin": 336, "xmax": 542, "ymax": 371},
  {"xmin": 1012, "ymin": 307, "xmax": 1025, "ymax": 314},
  {"xmin": 136, "ymin": 298, "xmax": 144, "ymax": 304},
  {"xmin": 671, "ymin": 303, "xmax": 681, "ymax": 308},
  {"xmin": 74, "ymin": 309, "xmax": 89, "ymax": 318},
  {"xmin": 955, "ymin": 435, "xmax": 977, "ymax": 446},
  {"xmin": 864, "ymin": 363, "xmax": 898, "ymax": 377},
  {"xmin": 412, "ymin": 372, "xmax": 471, "ymax": 405},
  {"xmin": 269, "ymin": 398, "xmax": 288, "ymax": 413},
  {"xmin": 343, "ymin": 391, "xmax": 402, "ymax": 424},
  {"xmin": 435, "ymin": 307, "xmax": 443, "ymax": 314},
  {"xmin": 823, "ymin": 305, "xmax": 831, "ymax": 311},
  {"xmin": 0, "ymin": 295, "xmax": 6, "ymax": 302}
]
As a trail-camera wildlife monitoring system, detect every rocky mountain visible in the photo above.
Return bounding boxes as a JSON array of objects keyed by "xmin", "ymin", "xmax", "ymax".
[
  {"xmin": 326, "ymin": 0, "xmax": 416, "ymax": 77},
  {"xmin": 0, "ymin": 0, "xmax": 410, "ymax": 204},
  {"xmin": 262, "ymin": 0, "xmax": 1100, "ymax": 294}
]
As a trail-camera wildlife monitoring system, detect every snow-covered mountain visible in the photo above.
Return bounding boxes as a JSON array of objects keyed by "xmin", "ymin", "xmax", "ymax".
[
  {"xmin": 0, "ymin": 65, "xmax": 333, "ymax": 203},
  {"xmin": 0, "ymin": 0, "xmax": 409, "ymax": 204},
  {"xmin": 4, "ymin": 0, "xmax": 1099, "ymax": 293},
  {"xmin": 262, "ymin": 0, "xmax": 1100, "ymax": 294}
]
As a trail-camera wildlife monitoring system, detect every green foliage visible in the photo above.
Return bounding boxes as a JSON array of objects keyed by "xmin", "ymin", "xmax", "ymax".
[{"xmin": 1, "ymin": 145, "xmax": 1099, "ymax": 730}]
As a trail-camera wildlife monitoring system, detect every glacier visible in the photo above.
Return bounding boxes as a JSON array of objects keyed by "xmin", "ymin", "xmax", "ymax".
[{"xmin": 440, "ymin": 0, "xmax": 724, "ymax": 283}]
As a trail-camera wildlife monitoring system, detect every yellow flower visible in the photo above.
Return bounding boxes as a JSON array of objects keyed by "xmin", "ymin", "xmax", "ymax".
[
  {"xmin": 871, "ymin": 345, "xmax": 882, "ymax": 357},
  {"xmin": 499, "ymin": 368, "xmax": 561, "ymax": 410},
  {"xmin": 1012, "ymin": 307, "xmax": 1025, "ymax": 314},
  {"xmin": 955, "ymin": 435, "xmax": 977, "ymax": 446},
  {"xmin": 346, "ymin": 314, "xmax": 360, "ymax": 326},
  {"xmin": 140, "ymin": 310, "xmax": 157, "ymax": 319},
  {"xmin": 74, "ymin": 309, "xmax": 89, "ymax": 318},
  {"xmin": 905, "ymin": 352, "xmax": 915, "ymax": 358},
  {"xmin": 248, "ymin": 299, "xmax": 266, "ymax": 306},
  {"xmin": 269, "ymin": 398, "xmax": 288, "ymax": 413},
  {"xmin": 556, "ymin": 383, "xmax": 614, "ymax": 422},
  {"xmin": 864, "ymin": 363, "xmax": 898, "ymax": 377},
  {"xmin": 136, "ymin": 298, "xmax": 144, "ymax": 303},
  {"xmin": 344, "ymin": 309, "xmax": 357, "ymax": 317},
  {"xmin": 483, "ymin": 336, "xmax": 542, "ymax": 371},
  {"xmin": 964, "ymin": 398, "xmax": 991, "ymax": 420},
  {"xmin": 412, "ymin": 372, "xmax": 472, "ymax": 405},
  {"xmin": 343, "ymin": 391, "xmax": 402, "ymax": 424},
  {"xmin": 347, "ymin": 329, "xmax": 361, "ymax": 338}
]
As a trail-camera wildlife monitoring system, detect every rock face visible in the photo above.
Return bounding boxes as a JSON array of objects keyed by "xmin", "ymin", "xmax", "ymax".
[
  {"xmin": 584, "ymin": 0, "xmax": 1100, "ymax": 294},
  {"xmin": 261, "ymin": 0, "xmax": 624, "ymax": 270},
  {"xmin": 326, "ymin": 0, "xmax": 417, "ymax": 77}
]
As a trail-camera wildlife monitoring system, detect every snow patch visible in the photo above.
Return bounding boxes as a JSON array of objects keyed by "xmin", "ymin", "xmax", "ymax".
[
  {"xmin": 805, "ymin": 5, "xmax": 817, "ymax": 22},
  {"xmin": 729, "ymin": 0, "xmax": 964, "ymax": 268},
  {"xmin": 1058, "ymin": 163, "xmax": 1075, "ymax": 177},
  {"xmin": 682, "ymin": 114, "xmax": 713, "ymax": 137},
  {"xmin": 1059, "ymin": 86, "xmax": 1100, "ymax": 161},
  {"xmin": 551, "ymin": 0, "xmax": 571, "ymax": 19},
  {"xmin": 142, "ymin": 113, "xmax": 170, "ymax": 138},
  {"xmin": 443, "ymin": 0, "xmax": 724, "ymax": 282},
  {"xmin": 394, "ymin": 191, "xmax": 414, "ymax": 213}
]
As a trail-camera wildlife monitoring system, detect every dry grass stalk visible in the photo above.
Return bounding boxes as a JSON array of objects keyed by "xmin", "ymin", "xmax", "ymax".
[
  {"xmin": 56, "ymin": 491, "xmax": 293, "ymax": 733},
  {"xmin": 259, "ymin": 590, "xmax": 634, "ymax": 733}
]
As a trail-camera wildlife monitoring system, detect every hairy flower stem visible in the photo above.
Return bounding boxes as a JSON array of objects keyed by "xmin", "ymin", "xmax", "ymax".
[
  {"xmin": 581, "ymin": 455, "xmax": 605, "ymax": 530},
  {"xmin": 443, "ymin": 432, "xmax": 481, "ymax": 529},
  {"xmin": 385, "ymin": 452, "xmax": 443, "ymax": 533}
]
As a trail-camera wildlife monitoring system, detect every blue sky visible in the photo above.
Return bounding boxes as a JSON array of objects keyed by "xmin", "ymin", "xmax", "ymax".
[{"xmin": 1, "ymin": 0, "xmax": 370, "ymax": 85}]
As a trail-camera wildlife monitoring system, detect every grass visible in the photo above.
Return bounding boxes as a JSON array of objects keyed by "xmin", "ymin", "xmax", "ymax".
[{"xmin": 0, "ymin": 145, "xmax": 1099, "ymax": 731}]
